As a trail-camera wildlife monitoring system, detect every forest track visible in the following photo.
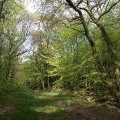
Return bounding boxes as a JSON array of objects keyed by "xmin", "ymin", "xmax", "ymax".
[
  {"xmin": 48, "ymin": 92, "xmax": 120, "ymax": 120},
  {"xmin": 0, "ymin": 89, "xmax": 120, "ymax": 120}
]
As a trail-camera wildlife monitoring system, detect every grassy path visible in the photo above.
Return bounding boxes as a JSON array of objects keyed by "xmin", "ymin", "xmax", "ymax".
[{"xmin": 0, "ymin": 89, "xmax": 120, "ymax": 120}]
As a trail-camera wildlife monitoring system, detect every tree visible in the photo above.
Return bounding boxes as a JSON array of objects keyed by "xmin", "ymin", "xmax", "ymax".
[{"xmin": 0, "ymin": 0, "xmax": 29, "ymax": 93}]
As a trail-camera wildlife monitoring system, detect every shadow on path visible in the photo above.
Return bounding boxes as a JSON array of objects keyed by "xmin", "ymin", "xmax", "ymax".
[{"xmin": 0, "ymin": 89, "xmax": 120, "ymax": 120}]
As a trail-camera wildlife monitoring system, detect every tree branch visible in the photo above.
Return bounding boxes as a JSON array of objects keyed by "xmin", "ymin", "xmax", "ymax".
[{"xmin": 98, "ymin": 0, "xmax": 120, "ymax": 20}]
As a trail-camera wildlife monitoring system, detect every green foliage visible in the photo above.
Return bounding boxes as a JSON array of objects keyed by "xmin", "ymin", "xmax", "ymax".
[
  {"xmin": 0, "ymin": 81, "xmax": 9, "ymax": 95},
  {"xmin": 93, "ymin": 80, "xmax": 112, "ymax": 103},
  {"xmin": 0, "ymin": 0, "xmax": 26, "ymax": 94}
]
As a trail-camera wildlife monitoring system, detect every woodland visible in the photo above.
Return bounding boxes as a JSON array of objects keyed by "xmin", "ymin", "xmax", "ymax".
[{"xmin": 0, "ymin": 0, "xmax": 120, "ymax": 120}]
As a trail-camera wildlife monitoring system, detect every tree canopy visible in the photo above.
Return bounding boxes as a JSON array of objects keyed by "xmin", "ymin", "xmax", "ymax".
[{"xmin": 0, "ymin": 0, "xmax": 120, "ymax": 108}]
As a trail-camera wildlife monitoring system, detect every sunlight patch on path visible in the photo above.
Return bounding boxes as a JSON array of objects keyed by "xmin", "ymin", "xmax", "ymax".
[{"xmin": 31, "ymin": 105, "xmax": 62, "ymax": 113}]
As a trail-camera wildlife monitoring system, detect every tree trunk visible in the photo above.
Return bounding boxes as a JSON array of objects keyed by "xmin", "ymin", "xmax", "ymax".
[
  {"xmin": 41, "ymin": 80, "xmax": 45, "ymax": 90},
  {"xmin": 47, "ymin": 77, "xmax": 50, "ymax": 88},
  {"xmin": 97, "ymin": 24, "xmax": 115, "ymax": 61},
  {"xmin": 66, "ymin": 0, "xmax": 103, "ymax": 70}
]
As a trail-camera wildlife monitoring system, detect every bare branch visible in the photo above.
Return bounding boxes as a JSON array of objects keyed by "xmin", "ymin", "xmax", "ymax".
[
  {"xmin": 76, "ymin": 0, "xmax": 83, "ymax": 7},
  {"xmin": 98, "ymin": 0, "xmax": 120, "ymax": 20}
]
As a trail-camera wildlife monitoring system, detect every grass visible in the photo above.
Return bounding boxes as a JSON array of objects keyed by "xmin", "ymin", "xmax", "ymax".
[
  {"xmin": 0, "ymin": 89, "xmax": 75, "ymax": 120},
  {"xmin": 0, "ymin": 89, "xmax": 120, "ymax": 120}
]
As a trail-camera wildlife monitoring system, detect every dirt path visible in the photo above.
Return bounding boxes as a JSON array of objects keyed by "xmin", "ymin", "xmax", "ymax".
[
  {"xmin": 0, "ymin": 90, "xmax": 120, "ymax": 120},
  {"xmin": 50, "ymin": 94, "xmax": 120, "ymax": 120},
  {"xmin": 65, "ymin": 103, "xmax": 120, "ymax": 120}
]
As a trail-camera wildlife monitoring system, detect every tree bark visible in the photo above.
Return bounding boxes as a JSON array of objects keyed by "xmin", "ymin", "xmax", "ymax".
[
  {"xmin": 41, "ymin": 80, "xmax": 45, "ymax": 90},
  {"xmin": 47, "ymin": 77, "xmax": 50, "ymax": 88},
  {"xmin": 97, "ymin": 24, "xmax": 115, "ymax": 61}
]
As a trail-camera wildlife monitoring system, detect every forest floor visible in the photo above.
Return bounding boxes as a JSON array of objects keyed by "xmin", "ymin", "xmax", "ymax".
[{"xmin": 0, "ymin": 89, "xmax": 120, "ymax": 120}]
